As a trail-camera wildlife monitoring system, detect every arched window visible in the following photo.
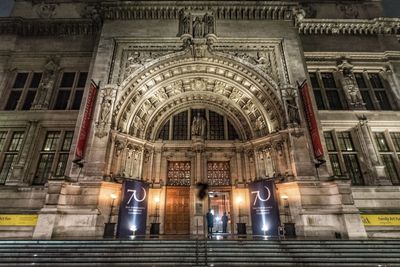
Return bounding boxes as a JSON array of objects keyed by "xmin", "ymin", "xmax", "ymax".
[{"xmin": 157, "ymin": 108, "xmax": 240, "ymax": 141}]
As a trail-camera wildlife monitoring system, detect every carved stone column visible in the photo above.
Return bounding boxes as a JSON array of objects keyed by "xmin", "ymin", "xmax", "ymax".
[
  {"xmin": 356, "ymin": 120, "xmax": 390, "ymax": 185},
  {"xmin": 153, "ymin": 142, "xmax": 164, "ymax": 184},
  {"xmin": 235, "ymin": 146, "xmax": 243, "ymax": 184},
  {"xmin": 95, "ymin": 84, "xmax": 118, "ymax": 139},
  {"xmin": 192, "ymin": 136, "xmax": 205, "ymax": 184}
]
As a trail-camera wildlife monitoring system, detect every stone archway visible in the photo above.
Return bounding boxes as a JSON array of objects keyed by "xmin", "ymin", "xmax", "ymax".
[{"xmin": 113, "ymin": 52, "xmax": 287, "ymax": 142}]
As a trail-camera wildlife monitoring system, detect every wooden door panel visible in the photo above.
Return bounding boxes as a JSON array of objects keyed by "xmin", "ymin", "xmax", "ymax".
[{"xmin": 165, "ymin": 187, "xmax": 190, "ymax": 234}]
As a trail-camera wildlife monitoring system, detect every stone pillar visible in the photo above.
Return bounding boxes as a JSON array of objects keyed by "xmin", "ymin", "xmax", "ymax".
[
  {"xmin": 235, "ymin": 146, "xmax": 243, "ymax": 183},
  {"xmin": 356, "ymin": 121, "xmax": 390, "ymax": 185},
  {"xmin": 192, "ymin": 136, "xmax": 205, "ymax": 183},
  {"xmin": 7, "ymin": 120, "xmax": 38, "ymax": 186},
  {"xmin": 153, "ymin": 142, "xmax": 164, "ymax": 183}
]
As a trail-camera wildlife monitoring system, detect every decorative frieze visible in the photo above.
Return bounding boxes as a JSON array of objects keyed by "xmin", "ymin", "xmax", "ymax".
[
  {"xmin": 0, "ymin": 17, "xmax": 101, "ymax": 36},
  {"xmin": 298, "ymin": 18, "xmax": 400, "ymax": 35}
]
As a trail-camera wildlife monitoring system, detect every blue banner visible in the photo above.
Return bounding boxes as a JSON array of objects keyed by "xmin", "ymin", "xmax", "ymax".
[
  {"xmin": 117, "ymin": 179, "xmax": 149, "ymax": 238},
  {"xmin": 248, "ymin": 179, "xmax": 280, "ymax": 236}
]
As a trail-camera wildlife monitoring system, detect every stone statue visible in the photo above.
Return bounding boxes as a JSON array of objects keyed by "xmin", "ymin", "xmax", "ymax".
[
  {"xmin": 32, "ymin": 59, "xmax": 59, "ymax": 110},
  {"xmin": 100, "ymin": 98, "xmax": 112, "ymax": 123},
  {"xmin": 204, "ymin": 13, "xmax": 215, "ymax": 35},
  {"xmin": 193, "ymin": 17, "xmax": 203, "ymax": 38},
  {"xmin": 191, "ymin": 113, "xmax": 207, "ymax": 137},
  {"xmin": 342, "ymin": 67, "xmax": 363, "ymax": 106},
  {"xmin": 283, "ymin": 85, "xmax": 300, "ymax": 125}
]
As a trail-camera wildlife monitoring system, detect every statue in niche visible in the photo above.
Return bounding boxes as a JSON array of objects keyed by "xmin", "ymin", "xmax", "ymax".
[
  {"xmin": 342, "ymin": 67, "xmax": 363, "ymax": 106},
  {"xmin": 100, "ymin": 98, "xmax": 112, "ymax": 123},
  {"xmin": 283, "ymin": 86, "xmax": 300, "ymax": 125},
  {"xmin": 32, "ymin": 59, "xmax": 59, "ymax": 109},
  {"xmin": 191, "ymin": 113, "xmax": 207, "ymax": 137},
  {"xmin": 204, "ymin": 13, "xmax": 215, "ymax": 35},
  {"xmin": 193, "ymin": 17, "xmax": 203, "ymax": 38},
  {"xmin": 178, "ymin": 10, "xmax": 191, "ymax": 35}
]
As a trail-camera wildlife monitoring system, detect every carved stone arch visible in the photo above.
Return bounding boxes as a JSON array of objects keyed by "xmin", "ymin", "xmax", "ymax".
[
  {"xmin": 144, "ymin": 95, "xmax": 253, "ymax": 141},
  {"xmin": 114, "ymin": 51, "xmax": 286, "ymax": 141}
]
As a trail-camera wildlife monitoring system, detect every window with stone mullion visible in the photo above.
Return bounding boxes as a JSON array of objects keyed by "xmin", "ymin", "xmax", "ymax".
[
  {"xmin": 4, "ymin": 72, "xmax": 43, "ymax": 111},
  {"xmin": 53, "ymin": 72, "xmax": 87, "ymax": 110},
  {"xmin": 0, "ymin": 131, "xmax": 25, "ymax": 184},
  {"xmin": 33, "ymin": 130, "xmax": 74, "ymax": 184},
  {"xmin": 324, "ymin": 131, "xmax": 343, "ymax": 177}
]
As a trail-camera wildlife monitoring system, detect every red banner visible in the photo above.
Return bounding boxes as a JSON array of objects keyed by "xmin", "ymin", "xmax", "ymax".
[
  {"xmin": 299, "ymin": 80, "xmax": 324, "ymax": 161},
  {"xmin": 74, "ymin": 80, "xmax": 98, "ymax": 162}
]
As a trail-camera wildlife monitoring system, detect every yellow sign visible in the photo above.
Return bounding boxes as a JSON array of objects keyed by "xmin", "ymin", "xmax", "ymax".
[
  {"xmin": 361, "ymin": 214, "xmax": 400, "ymax": 226},
  {"xmin": 0, "ymin": 215, "xmax": 38, "ymax": 226}
]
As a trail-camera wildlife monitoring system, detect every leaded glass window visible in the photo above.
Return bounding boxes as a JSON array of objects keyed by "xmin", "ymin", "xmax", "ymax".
[
  {"xmin": 343, "ymin": 154, "xmax": 363, "ymax": 185},
  {"xmin": 374, "ymin": 132, "xmax": 389, "ymax": 152},
  {"xmin": 33, "ymin": 130, "xmax": 74, "ymax": 185},
  {"xmin": 172, "ymin": 111, "xmax": 188, "ymax": 140},
  {"xmin": 167, "ymin": 161, "xmax": 191, "ymax": 186},
  {"xmin": 209, "ymin": 111, "xmax": 224, "ymax": 140},
  {"xmin": 158, "ymin": 121, "xmax": 170, "ymax": 140},
  {"xmin": 308, "ymin": 72, "xmax": 344, "ymax": 110},
  {"xmin": 4, "ymin": 72, "xmax": 42, "ymax": 111},
  {"xmin": 53, "ymin": 71, "xmax": 88, "ymax": 110},
  {"xmin": 207, "ymin": 161, "xmax": 231, "ymax": 186},
  {"xmin": 390, "ymin": 132, "xmax": 400, "ymax": 152},
  {"xmin": 337, "ymin": 132, "xmax": 355, "ymax": 152},
  {"xmin": 381, "ymin": 154, "xmax": 399, "ymax": 185},
  {"xmin": 0, "ymin": 131, "xmax": 25, "ymax": 184}
]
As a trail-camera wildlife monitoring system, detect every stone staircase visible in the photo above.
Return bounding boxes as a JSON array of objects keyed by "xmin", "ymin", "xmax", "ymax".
[{"xmin": 0, "ymin": 239, "xmax": 399, "ymax": 266}]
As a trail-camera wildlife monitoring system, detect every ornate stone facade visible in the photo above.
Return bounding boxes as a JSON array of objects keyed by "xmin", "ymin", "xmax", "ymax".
[{"xmin": 0, "ymin": 0, "xmax": 399, "ymax": 240}]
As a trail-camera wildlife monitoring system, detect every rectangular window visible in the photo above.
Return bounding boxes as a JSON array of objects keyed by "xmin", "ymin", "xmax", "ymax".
[
  {"xmin": 360, "ymin": 90, "xmax": 374, "ymax": 110},
  {"xmin": 313, "ymin": 90, "xmax": 326, "ymax": 110},
  {"xmin": 324, "ymin": 132, "xmax": 336, "ymax": 152},
  {"xmin": 390, "ymin": 132, "xmax": 400, "ymax": 152},
  {"xmin": 369, "ymin": 73, "xmax": 384, "ymax": 88},
  {"xmin": 381, "ymin": 154, "xmax": 399, "ymax": 185},
  {"xmin": 326, "ymin": 90, "xmax": 343, "ymax": 110},
  {"xmin": 0, "ymin": 131, "xmax": 25, "ymax": 184},
  {"xmin": 4, "ymin": 72, "xmax": 43, "ymax": 111},
  {"xmin": 343, "ymin": 154, "xmax": 364, "ymax": 185},
  {"xmin": 53, "ymin": 71, "xmax": 88, "ymax": 110},
  {"xmin": 309, "ymin": 73, "xmax": 320, "ymax": 88},
  {"xmin": 329, "ymin": 154, "xmax": 342, "ymax": 176},
  {"xmin": 209, "ymin": 111, "xmax": 225, "ymax": 140},
  {"xmin": 374, "ymin": 132, "xmax": 389, "ymax": 152},
  {"xmin": 33, "ymin": 130, "xmax": 74, "ymax": 184},
  {"xmin": 321, "ymin": 73, "xmax": 337, "ymax": 88},
  {"xmin": 337, "ymin": 132, "xmax": 355, "ymax": 152},
  {"xmin": 172, "ymin": 111, "xmax": 188, "ymax": 140},
  {"xmin": 167, "ymin": 161, "xmax": 191, "ymax": 186},
  {"xmin": 324, "ymin": 131, "xmax": 363, "ymax": 184},
  {"xmin": 354, "ymin": 73, "xmax": 367, "ymax": 89},
  {"xmin": 207, "ymin": 161, "xmax": 231, "ymax": 186},
  {"xmin": 374, "ymin": 91, "xmax": 392, "ymax": 110}
]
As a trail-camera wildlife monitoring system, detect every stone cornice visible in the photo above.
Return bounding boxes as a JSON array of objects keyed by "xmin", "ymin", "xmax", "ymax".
[
  {"xmin": 0, "ymin": 17, "xmax": 101, "ymax": 36},
  {"xmin": 298, "ymin": 17, "xmax": 400, "ymax": 35},
  {"xmin": 100, "ymin": 1, "xmax": 296, "ymax": 20}
]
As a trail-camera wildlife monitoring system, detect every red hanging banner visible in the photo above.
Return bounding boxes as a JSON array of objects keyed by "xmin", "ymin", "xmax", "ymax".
[
  {"xmin": 74, "ymin": 80, "xmax": 99, "ymax": 162},
  {"xmin": 298, "ymin": 80, "xmax": 324, "ymax": 161}
]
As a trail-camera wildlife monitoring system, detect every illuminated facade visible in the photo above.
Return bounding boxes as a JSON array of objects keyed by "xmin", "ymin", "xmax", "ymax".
[{"xmin": 0, "ymin": 0, "xmax": 399, "ymax": 239}]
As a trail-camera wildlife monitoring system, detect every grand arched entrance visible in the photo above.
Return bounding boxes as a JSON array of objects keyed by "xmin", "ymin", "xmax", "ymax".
[{"xmin": 102, "ymin": 47, "xmax": 294, "ymax": 234}]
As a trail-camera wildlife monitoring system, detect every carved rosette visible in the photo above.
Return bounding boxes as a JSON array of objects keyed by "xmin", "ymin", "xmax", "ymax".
[{"xmin": 95, "ymin": 84, "xmax": 117, "ymax": 138}]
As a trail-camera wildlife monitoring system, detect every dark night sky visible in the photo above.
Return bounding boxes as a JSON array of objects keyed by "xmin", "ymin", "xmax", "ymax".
[{"xmin": 0, "ymin": 0, "xmax": 399, "ymax": 17}]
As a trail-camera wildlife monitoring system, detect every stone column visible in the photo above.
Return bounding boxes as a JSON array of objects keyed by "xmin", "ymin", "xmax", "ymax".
[
  {"xmin": 235, "ymin": 146, "xmax": 243, "ymax": 183},
  {"xmin": 7, "ymin": 120, "xmax": 38, "ymax": 185},
  {"xmin": 153, "ymin": 143, "xmax": 163, "ymax": 184},
  {"xmin": 356, "ymin": 120, "xmax": 390, "ymax": 185}
]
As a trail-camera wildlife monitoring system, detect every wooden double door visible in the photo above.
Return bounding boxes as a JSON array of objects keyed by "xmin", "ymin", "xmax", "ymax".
[{"xmin": 164, "ymin": 187, "xmax": 190, "ymax": 234}]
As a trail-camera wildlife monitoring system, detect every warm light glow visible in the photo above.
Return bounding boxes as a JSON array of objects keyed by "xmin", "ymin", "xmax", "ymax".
[
  {"xmin": 110, "ymin": 193, "xmax": 117, "ymax": 200},
  {"xmin": 153, "ymin": 196, "xmax": 160, "ymax": 203},
  {"xmin": 236, "ymin": 196, "xmax": 243, "ymax": 204},
  {"xmin": 281, "ymin": 195, "xmax": 289, "ymax": 200}
]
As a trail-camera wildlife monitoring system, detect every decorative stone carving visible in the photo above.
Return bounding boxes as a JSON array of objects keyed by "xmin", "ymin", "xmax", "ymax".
[
  {"xmin": 155, "ymin": 88, "xmax": 168, "ymax": 102},
  {"xmin": 191, "ymin": 113, "xmax": 207, "ymax": 137},
  {"xmin": 95, "ymin": 85, "xmax": 117, "ymax": 138},
  {"xmin": 191, "ymin": 78, "xmax": 207, "ymax": 91},
  {"xmin": 35, "ymin": 3, "xmax": 57, "ymax": 19},
  {"xmin": 281, "ymin": 84, "xmax": 300, "ymax": 126},
  {"xmin": 337, "ymin": 4, "xmax": 359, "ymax": 19},
  {"xmin": 178, "ymin": 10, "xmax": 216, "ymax": 38},
  {"xmin": 32, "ymin": 58, "xmax": 60, "ymax": 110},
  {"xmin": 81, "ymin": 5, "xmax": 103, "ymax": 25},
  {"xmin": 338, "ymin": 59, "xmax": 364, "ymax": 109},
  {"xmin": 229, "ymin": 88, "xmax": 242, "ymax": 103}
]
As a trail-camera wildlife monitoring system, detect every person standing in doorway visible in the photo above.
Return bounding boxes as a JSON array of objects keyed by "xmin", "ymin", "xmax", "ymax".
[
  {"xmin": 222, "ymin": 212, "xmax": 229, "ymax": 233},
  {"xmin": 206, "ymin": 209, "xmax": 214, "ymax": 237}
]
